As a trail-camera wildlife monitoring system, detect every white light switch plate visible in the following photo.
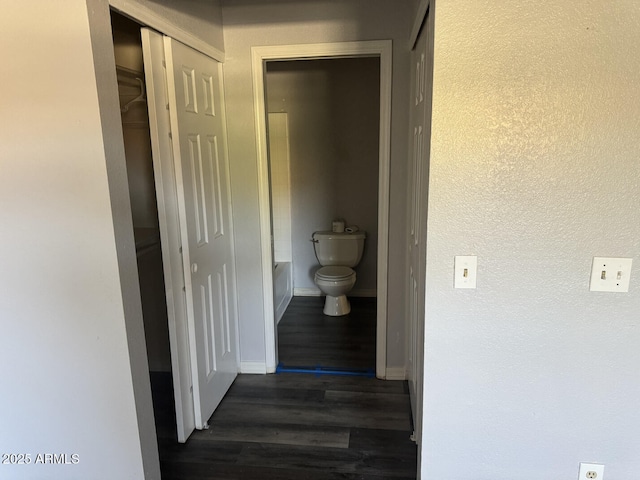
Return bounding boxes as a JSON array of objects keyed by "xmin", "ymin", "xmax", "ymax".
[
  {"xmin": 589, "ymin": 257, "xmax": 632, "ymax": 292},
  {"xmin": 454, "ymin": 256, "xmax": 477, "ymax": 289}
]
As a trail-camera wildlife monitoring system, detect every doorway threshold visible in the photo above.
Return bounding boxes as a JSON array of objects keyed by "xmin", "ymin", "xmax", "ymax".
[{"xmin": 276, "ymin": 362, "xmax": 375, "ymax": 378}]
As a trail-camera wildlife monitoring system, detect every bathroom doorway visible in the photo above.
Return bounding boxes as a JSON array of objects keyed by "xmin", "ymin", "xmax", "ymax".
[
  {"xmin": 252, "ymin": 42, "xmax": 393, "ymax": 377},
  {"xmin": 265, "ymin": 58, "xmax": 379, "ymax": 373}
]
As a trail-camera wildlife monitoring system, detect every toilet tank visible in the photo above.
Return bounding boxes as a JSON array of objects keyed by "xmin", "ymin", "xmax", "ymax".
[{"xmin": 312, "ymin": 231, "xmax": 366, "ymax": 267}]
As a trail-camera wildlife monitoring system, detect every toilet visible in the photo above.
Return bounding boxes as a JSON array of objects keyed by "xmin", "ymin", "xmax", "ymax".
[{"xmin": 312, "ymin": 231, "xmax": 366, "ymax": 316}]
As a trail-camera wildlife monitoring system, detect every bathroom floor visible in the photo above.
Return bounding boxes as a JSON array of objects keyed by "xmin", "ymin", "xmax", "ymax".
[
  {"xmin": 277, "ymin": 296, "xmax": 377, "ymax": 371},
  {"xmin": 153, "ymin": 295, "xmax": 417, "ymax": 479}
]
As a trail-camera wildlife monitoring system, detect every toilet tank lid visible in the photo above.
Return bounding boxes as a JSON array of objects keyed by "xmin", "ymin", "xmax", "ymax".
[{"xmin": 313, "ymin": 231, "xmax": 366, "ymax": 240}]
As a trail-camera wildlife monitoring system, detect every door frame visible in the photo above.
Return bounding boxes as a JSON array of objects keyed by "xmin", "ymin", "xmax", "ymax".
[{"xmin": 251, "ymin": 41, "xmax": 392, "ymax": 378}]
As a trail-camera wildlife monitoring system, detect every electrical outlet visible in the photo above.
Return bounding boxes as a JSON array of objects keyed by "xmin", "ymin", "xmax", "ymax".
[
  {"xmin": 578, "ymin": 463, "xmax": 604, "ymax": 480},
  {"xmin": 589, "ymin": 257, "xmax": 632, "ymax": 292}
]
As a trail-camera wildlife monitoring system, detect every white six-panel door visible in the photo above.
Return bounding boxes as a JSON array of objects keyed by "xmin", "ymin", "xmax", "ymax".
[
  {"xmin": 162, "ymin": 36, "xmax": 239, "ymax": 430},
  {"xmin": 142, "ymin": 28, "xmax": 239, "ymax": 439}
]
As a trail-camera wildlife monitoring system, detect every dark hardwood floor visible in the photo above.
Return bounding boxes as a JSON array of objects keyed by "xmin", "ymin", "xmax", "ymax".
[
  {"xmin": 277, "ymin": 296, "xmax": 376, "ymax": 371},
  {"xmin": 152, "ymin": 296, "xmax": 417, "ymax": 479}
]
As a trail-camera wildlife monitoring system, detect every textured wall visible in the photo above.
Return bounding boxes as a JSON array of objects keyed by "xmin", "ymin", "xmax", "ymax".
[
  {"xmin": 0, "ymin": 1, "xmax": 155, "ymax": 478},
  {"xmin": 221, "ymin": 0, "xmax": 413, "ymax": 368},
  {"xmin": 266, "ymin": 58, "xmax": 379, "ymax": 294},
  {"xmin": 423, "ymin": 0, "xmax": 640, "ymax": 478}
]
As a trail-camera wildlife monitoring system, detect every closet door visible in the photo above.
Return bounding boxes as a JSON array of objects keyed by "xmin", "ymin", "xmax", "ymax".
[
  {"xmin": 142, "ymin": 29, "xmax": 239, "ymax": 440},
  {"xmin": 407, "ymin": 16, "xmax": 431, "ymax": 446},
  {"xmin": 163, "ymin": 34, "xmax": 239, "ymax": 430}
]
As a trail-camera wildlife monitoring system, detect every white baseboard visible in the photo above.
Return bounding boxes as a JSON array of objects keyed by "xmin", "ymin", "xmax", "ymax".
[
  {"xmin": 385, "ymin": 367, "xmax": 406, "ymax": 380},
  {"xmin": 294, "ymin": 287, "xmax": 377, "ymax": 298},
  {"xmin": 294, "ymin": 287, "xmax": 322, "ymax": 296},
  {"xmin": 240, "ymin": 362, "xmax": 267, "ymax": 374}
]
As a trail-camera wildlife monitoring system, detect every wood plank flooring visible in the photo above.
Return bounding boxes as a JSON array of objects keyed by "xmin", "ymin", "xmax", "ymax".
[
  {"xmin": 277, "ymin": 296, "xmax": 376, "ymax": 370},
  {"xmin": 152, "ymin": 296, "xmax": 417, "ymax": 479}
]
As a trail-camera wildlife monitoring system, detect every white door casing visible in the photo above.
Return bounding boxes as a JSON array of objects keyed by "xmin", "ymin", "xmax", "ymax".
[
  {"xmin": 142, "ymin": 28, "xmax": 239, "ymax": 438},
  {"xmin": 251, "ymin": 41, "xmax": 392, "ymax": 377},
  {"xmin": 163, "ymin": 36, "xmax": 239, "ymax": 430}
]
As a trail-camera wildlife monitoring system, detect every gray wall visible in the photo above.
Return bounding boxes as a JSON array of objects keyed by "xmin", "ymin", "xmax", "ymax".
[
  {"xmin": 422, "ymin": 0, "xmax": 640, "ymax": 477},
  {"xmin": 0, "ymin": 0, "xmax": 225, "ymax": 478},
  {"xmin": 0, "ymin": 1, "xmax": 156, "ymax": 478},
  {"xmin": 266, "ymin": 58, "xmax": 379, "ymax": 294},
  {"xmin": 222, "ymin": 0, "xmax": 413, "ymax": 370}
]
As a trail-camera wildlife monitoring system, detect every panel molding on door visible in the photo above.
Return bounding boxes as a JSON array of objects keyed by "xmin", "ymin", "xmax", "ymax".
[
  {"xmin": 163, "ymin": 35, "xmax": 240, "ymax": 430},
  {"xmin": 143, "ymin": 27, "xmax": 239, "ymax": 441}
]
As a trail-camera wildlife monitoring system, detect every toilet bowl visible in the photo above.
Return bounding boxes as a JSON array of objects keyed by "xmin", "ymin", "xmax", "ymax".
[
  {"xmin": 314, "ymin": 266, "xmax": 356, "ymax": 316},
  {"xmin": 311, "ymin": 230, "xmax": 365, "ymax": 316}
]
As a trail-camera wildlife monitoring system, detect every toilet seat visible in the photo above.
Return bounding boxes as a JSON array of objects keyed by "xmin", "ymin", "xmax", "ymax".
[
  {"xmin": 315, "ymin": 266, "xmax": 354, "ymax": 280},
  {"xmin": 314, "ymin": 266, "xmax": 356, "ymax": 316}
]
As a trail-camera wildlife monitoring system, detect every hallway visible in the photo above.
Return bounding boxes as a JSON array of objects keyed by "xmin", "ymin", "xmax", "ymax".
[{"xmin": 154, "ymin": 297, "xmax": 417, "ymax": 479}]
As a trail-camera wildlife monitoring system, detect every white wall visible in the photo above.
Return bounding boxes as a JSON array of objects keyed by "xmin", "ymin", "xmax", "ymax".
[
  {"xmin": 265, "ymin": 58, "xmax": 379, "ymax": 294},
  {"xmin": 0, "ymin": 1, "xmax": 158, "ymax": 478},
  {"xmin": 422, "ymin": 0, "xmax": 640, "ymax": 478},
  {"xmin": 221, "ymin": 0, "xmax": 413, "ymax": 369}
]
